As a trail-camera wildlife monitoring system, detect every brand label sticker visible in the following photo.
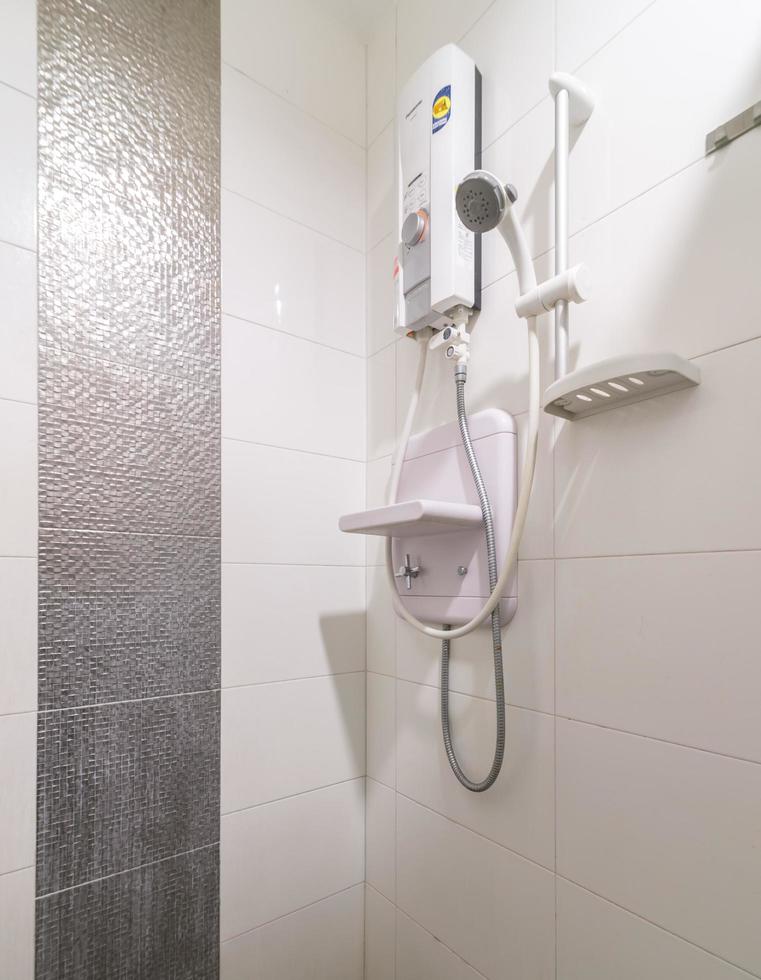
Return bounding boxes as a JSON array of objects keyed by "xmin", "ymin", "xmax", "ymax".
[{"xmin": 432, "ymin": 85, "xmax": 451, "ymax": 133}]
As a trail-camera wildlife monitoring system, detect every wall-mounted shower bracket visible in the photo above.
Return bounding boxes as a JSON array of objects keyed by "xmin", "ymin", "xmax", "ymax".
[
  {"xmin": 705, "ymin": 100, "xmax": 761, "ymax": 155},
  {"xmin": 549, "ymin": 72, "xmax": 595, "ymax": 382},
  {"xmin": 515, "ymin": 264, "xmax": 591, "ymax": 318}
]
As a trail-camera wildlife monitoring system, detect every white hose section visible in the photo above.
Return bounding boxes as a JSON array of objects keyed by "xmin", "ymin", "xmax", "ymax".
[{"xmin": 384, "ymin": 207, "xmax": 541, "ymax": 641}]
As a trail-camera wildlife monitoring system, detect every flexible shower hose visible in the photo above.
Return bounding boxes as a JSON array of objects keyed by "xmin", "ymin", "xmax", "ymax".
[{"xmin": 441, "ymin": 368, "xmax": 505, "ymax": 791}]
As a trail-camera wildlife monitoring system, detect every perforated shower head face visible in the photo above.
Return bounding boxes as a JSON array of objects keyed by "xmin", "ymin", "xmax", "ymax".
[{"xmin": 455, "ymin": 171, "xmax": 516, "ymax": 233}]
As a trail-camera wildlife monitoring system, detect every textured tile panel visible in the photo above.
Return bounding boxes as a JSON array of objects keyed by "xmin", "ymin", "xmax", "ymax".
[
  {"xmin": 37, "ymin": 692, "xmax": 220, "ymax": 895},
  {"xmin": 39, "ymin": 528, "xmax": 220, "ymax": 709},
  {"xmin": 36, "ymin": 845, "xmax": 219, "ymax": 980},
  {"xmin": 38, "ymin": 351, "xmax": 220, "ymax": 535}
]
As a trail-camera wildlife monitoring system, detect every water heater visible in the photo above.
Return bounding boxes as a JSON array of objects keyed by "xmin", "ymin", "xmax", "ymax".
[{"xmin": 394, "ymin": 44, "xmax": 481, "ymax": 334}]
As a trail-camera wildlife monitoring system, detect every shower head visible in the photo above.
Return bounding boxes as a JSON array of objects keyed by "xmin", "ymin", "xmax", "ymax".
[{"xmin": 455, "ymin": 171, "xmax": 518, "ymax": 233}]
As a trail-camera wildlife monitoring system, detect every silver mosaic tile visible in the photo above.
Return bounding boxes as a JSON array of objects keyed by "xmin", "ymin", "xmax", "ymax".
[
  {"xmin": 39, "ymin": 528, "xmax": 220, "ymax": 709},
  {"xmin": 36, "ymin": 845, "xmax": 219, "ymax": 980},
  {"xmin": 37, "ymin": 691, "xmax": 220, "ymax": 895}
]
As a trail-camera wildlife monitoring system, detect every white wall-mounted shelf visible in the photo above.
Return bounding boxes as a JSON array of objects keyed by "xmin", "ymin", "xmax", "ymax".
[
  {"xmin": 543, "ymin": 352, "xmax": 700, "ymax": 420},
  {"xmin": 338, "ymin": 498, "xmax": 483, "ymax": 537}
]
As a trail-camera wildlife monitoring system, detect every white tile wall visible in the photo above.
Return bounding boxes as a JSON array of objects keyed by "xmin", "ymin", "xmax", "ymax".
[
  {"xmin": 0, "ymin": 868, "xmax": 35, "ymax": 979},
  {"xmin": 221, "ymin": 0, "xmax": 365, "ymax": 146},
  {"xmin": 221, "ymin": 64, "xmax": 365, "ymax": 251},
  {"xmin": 221, "ymin": 884, "xmax": 365, "ymax": 980},
  {"xmin": 396, "ymin": 795, "xmax": 555, "ymax": 980},
  {"xmin": 222, "ymin": 563, "xmax": 365, "ymax": 687},
  {"xmin": 0, "ymin": 84, "xmax": 36, "ymax": 251},
  {"xmin": 0, "ymin": 394, "xmax": 37, "ymax": 558},
  {"xmin": 0, "ymin": 241, "xmax": 36, "ymax": 404},
  {"xmin": 220, "ymin": 778, "xmax": 365, "ymax": 940},
  {"xmin": 365, "ymin": 778, "xmax": 395, "ymax": 901},
  {"xmin": 365, "ymin": 885, "xmax": 396, "ymax": 980},
  {"xmin": 557, "ymin": 719, "xmax": 761, "ymax": 975},
  {"xmin": 362, "ymin": 0, "xmax": 761, "ymax": 975},
  {"xmin": 221, "ymin": 673, "xmax": 365, "ymax": 812},
  {"xmin": 221, "ymin": 191, "xmax": 365, "ymax": 357},
  {"xmin": 0, "ymin": 712, "xmax": 36, "ymax": 875},
  {"xmin": 220, "ymin": 5, "xmax": 367, "ymax": 969},
  {"xmin": 0, "ymin": 0, "xmax": 37, "ymax": 97},
  {"xmin": 0, "ymin": 558, "xmax": 36, "ymax": 715},
  {"xmin": 367, "ymin": 124, "xmax": 395, "ymax": 251},
  {"xmin": 366, "ymin": 7, "xmax": 396, "ymax": 144}
]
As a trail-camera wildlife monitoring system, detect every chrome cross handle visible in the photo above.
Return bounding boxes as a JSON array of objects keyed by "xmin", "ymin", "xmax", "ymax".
[{"xmin": 394, "ymin": 553, "xmax": 420, "ymax": 590}]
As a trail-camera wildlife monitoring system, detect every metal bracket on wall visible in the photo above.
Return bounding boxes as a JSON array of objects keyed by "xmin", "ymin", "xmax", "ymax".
[{"xmin": 705, "ymin": 100, "xmax": 761, "ymax": 154}]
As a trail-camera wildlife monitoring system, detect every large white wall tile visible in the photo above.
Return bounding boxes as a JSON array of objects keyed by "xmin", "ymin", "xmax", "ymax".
[
  {"xmin": 222, "ymin": 316, "xmax": 366, "ymax": 461},
  {"xmin": 557, "ymin": 719, "xmax": 761, "ymax": 975},
  {"xmin": 396, "ymin": 795, "xmax": 555, "ymax": 980},
  {"xmin": 367, "ymin": 124, "xmax": 395, "ymax": 251},
  {"xmin": 221, "ymin": 884, "xmax": 365, "ymax": 980},
  {"xmin": 396, "ymin": 680, "xmax": 554, "ymax": 869},
  {"xmin": 557, "ymin": 552, "xmax": 761, "ymax": 762},
  {"xmin": 222, "ymin": 440, "xmax": 364, "ymax": 565},
  {"xmin": 222, "ymin": 673, "xmax": 365, "ymax": 812},
  {"xmin": 366, "ymin": 454, "xmax": 392, "ymax": 566},
  {"xmin": 221, "ymin": 779, "xmax": 365, "ymax": 939},
  {"xmin": 570, "ymin": 0, "xmax": 761, "ymax": 234},
  {"xmin": 366, "ymin": 564, "xmax": 395, "ymax": 676},
  {"xmin": 0, "ymin": 713, "xmax": 35, "ymax": 875},
  {"xmin": 0, "ymin": 867, "xmax": 34, "ymax": 980},
  {"xmin": 222, "ymin": 66, "xmax": 365, "ymax": 250},
  {"xmin": 367, "ymin": 343, "xmax": 396, "ymax": 461},
  {"xmin": 0, "ymin": 0, "xmax": 37, "ymax": 96},
  {"xmin": 0, "ymin": 558, "xmax": 36, "ymax": 715},
  {"xmin": 367, "ymin": 672, "xmax": 395, "ymax": 788},
  {"xmin": 221, "ymin": 191, "xmax": 365, "ymax": 356},
  {"xmin": 555, "ymin": 341, "xmax": 761, "ymax": 558},
  {"xmin": 222, "ymin": 563, "xmax": 365, "ymax": 687},
  {"xmin": 397, "ymin": 559, "xmax": 554, "ymax": 713},
  {"xmin": 0, "ymin": 242, "xmax": 36, "ymax": 404},
  {"xmin": 0, "ymin": 400, "xmax": 36, "ymax": 557},
  {"xmin": 396, "ymin": 0, "xmax": 494, "ymax": 91},
  {"xmin": 366, "ymin": 235, "xmax": 396, "ymax": 357},
  {"xmin": 557, "ymin": 878, "xmax": 753, "ymax": 980},
  {"xmin": 222, "ymin": 0, "xmax": 365, "ymax": 146},
  {"xmin": 396, "ymin": 910, "xmax": 485, "ymax": 980},
  {"xmin": 556, "ymin": 0, "xmax": 655, "ymax": 73},
  {"xmin": 462, "ymin": 0, "xmax": 553, "ymax": 147},
  {"xmin": 365, "ymin": 885, "xmax": 396, "ymax": 980},
  {"xmin": 366, "ymin": 778, "xmax": 395, "ymax": 902},
  {"xmin": 367, "ymin": 7, "xmax": 396, "ymax": 145},
  {"xmin": 569, "ymin": 127, "xmax": 761, "ymax": 372},
  {"xmin": 0, "ymin": 85, "xmax": 35, "ymax": 251}
]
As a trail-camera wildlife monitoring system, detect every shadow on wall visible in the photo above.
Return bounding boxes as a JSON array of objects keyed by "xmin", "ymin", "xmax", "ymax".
[{"xmin": 318, "ymin": 611, "xmax": 367, "ymax": 775}]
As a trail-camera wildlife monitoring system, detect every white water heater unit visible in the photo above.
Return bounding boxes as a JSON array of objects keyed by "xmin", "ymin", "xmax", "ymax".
[{"xmin": 394, "ymin": 43, "xmax": 481, "ymax": 334}]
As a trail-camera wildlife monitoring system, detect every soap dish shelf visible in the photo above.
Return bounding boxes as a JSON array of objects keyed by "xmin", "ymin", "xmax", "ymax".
[
  {"xmin": 338, "ymin": 498, "xmax": 483, "ymax": 537},
  {"xmin": 543, "ymin": 352, "xmax": 700, "ymax": 420}
]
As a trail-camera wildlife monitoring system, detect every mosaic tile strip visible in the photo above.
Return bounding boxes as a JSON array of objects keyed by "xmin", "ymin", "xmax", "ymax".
[
  {"xmin": 36, "ymin": 845, "xmax": 219, "ymax": 980},
  {"xmin": 37, "ymin": 692, "xmax": 220, "ymax": 895},
  {"xmin": 38, "ymin": 350, "xmax": 220, "ymax": 536},
  {"xmin": 39, "ymin": 528, "xmax": 220, "ymax": 709}
]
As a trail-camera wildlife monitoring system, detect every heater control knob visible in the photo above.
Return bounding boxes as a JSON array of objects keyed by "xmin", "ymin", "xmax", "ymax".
[{"xmin": 402, "ymin": 209, "xmax": 428, "ymax": 248}]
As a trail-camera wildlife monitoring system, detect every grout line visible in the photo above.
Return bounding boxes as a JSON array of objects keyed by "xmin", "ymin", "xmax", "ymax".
[
  {"xmin": 221, "ymin": 185, "xmax": 365, "ymax": 257},
  {"xmin": 0, "ymin": 77, "xmax": 36, "ymax": 101},
  {"xmin": 0, "ymin": 235, "xmax": 36, "ymax": 255},
  {"xmin": 222, "ymin": 560, "xmax": 365, "ymax": 568},
  {"xmin": 221, "ymin": 670, "xmax": 365, "ymax": 693},
  {"xmin": 222, "ymin": 61, "xmax": 366, "ymax": 152},
  {"xmin": 397, "ymin": 791, "xmax": 556, "ymax": 877},
  {"xmin": 380, "ymin": 670, "xmax": 554, "ymax": 715},
  {"xmin": 222, "ymin": 310, "xmax": 365, "ymax": 360},
  {"xmin": 36, "ymin": 842, "xmax": 218, "ymax": 901},
  {"xmin": 0, "ymin": 863, "xmax": 34, "ymax": 880},
  {"xmin": 554, "ymin": 874, "xmax": 761, "ymax": 980},
  {"xmin": 222, "ymin": 434, "xmax": 364, "ymax": 465},
  {"xmin": 38, "ymin": 687, "xmax": 220, "ymax": 717},
  {"xmin": 0, "ymin": 707, "xmax": 36, "ymax": 720},
  {"xmin": 395, "ymin": 906, "xmax": 491, "ymax": 979},
  {"xmin": 556, "ymin": 545, "xmax": 761, "ymax": 561},
  {"xmin": 570, "ymin": 0, "xmax": 661, "ymax": 75},
  {"xmin": 221, "ymin": 776, "xmax": 365, "ymax": 819},
  {"xmin": 221, "ymin": 880, "xmax": 365, "ymax": 945},
  {"xmin": 0, "ymin": 393, "xmax": 37, "ymax": 409}
]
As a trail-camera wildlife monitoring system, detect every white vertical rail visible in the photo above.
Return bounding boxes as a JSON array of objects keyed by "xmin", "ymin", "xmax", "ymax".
[
  {"xmin": 554, "ymin": 87, "xmax": 569, "ymax": 380},
  {"xmin": 548, "ymin": 73, "xmax": 594, "ymax": 382}
]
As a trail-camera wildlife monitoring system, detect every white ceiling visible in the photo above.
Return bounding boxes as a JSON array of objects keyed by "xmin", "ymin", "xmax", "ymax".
[{"xmin": 313, "ymin": 0, "xmax": 396, "ymax": 41}]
